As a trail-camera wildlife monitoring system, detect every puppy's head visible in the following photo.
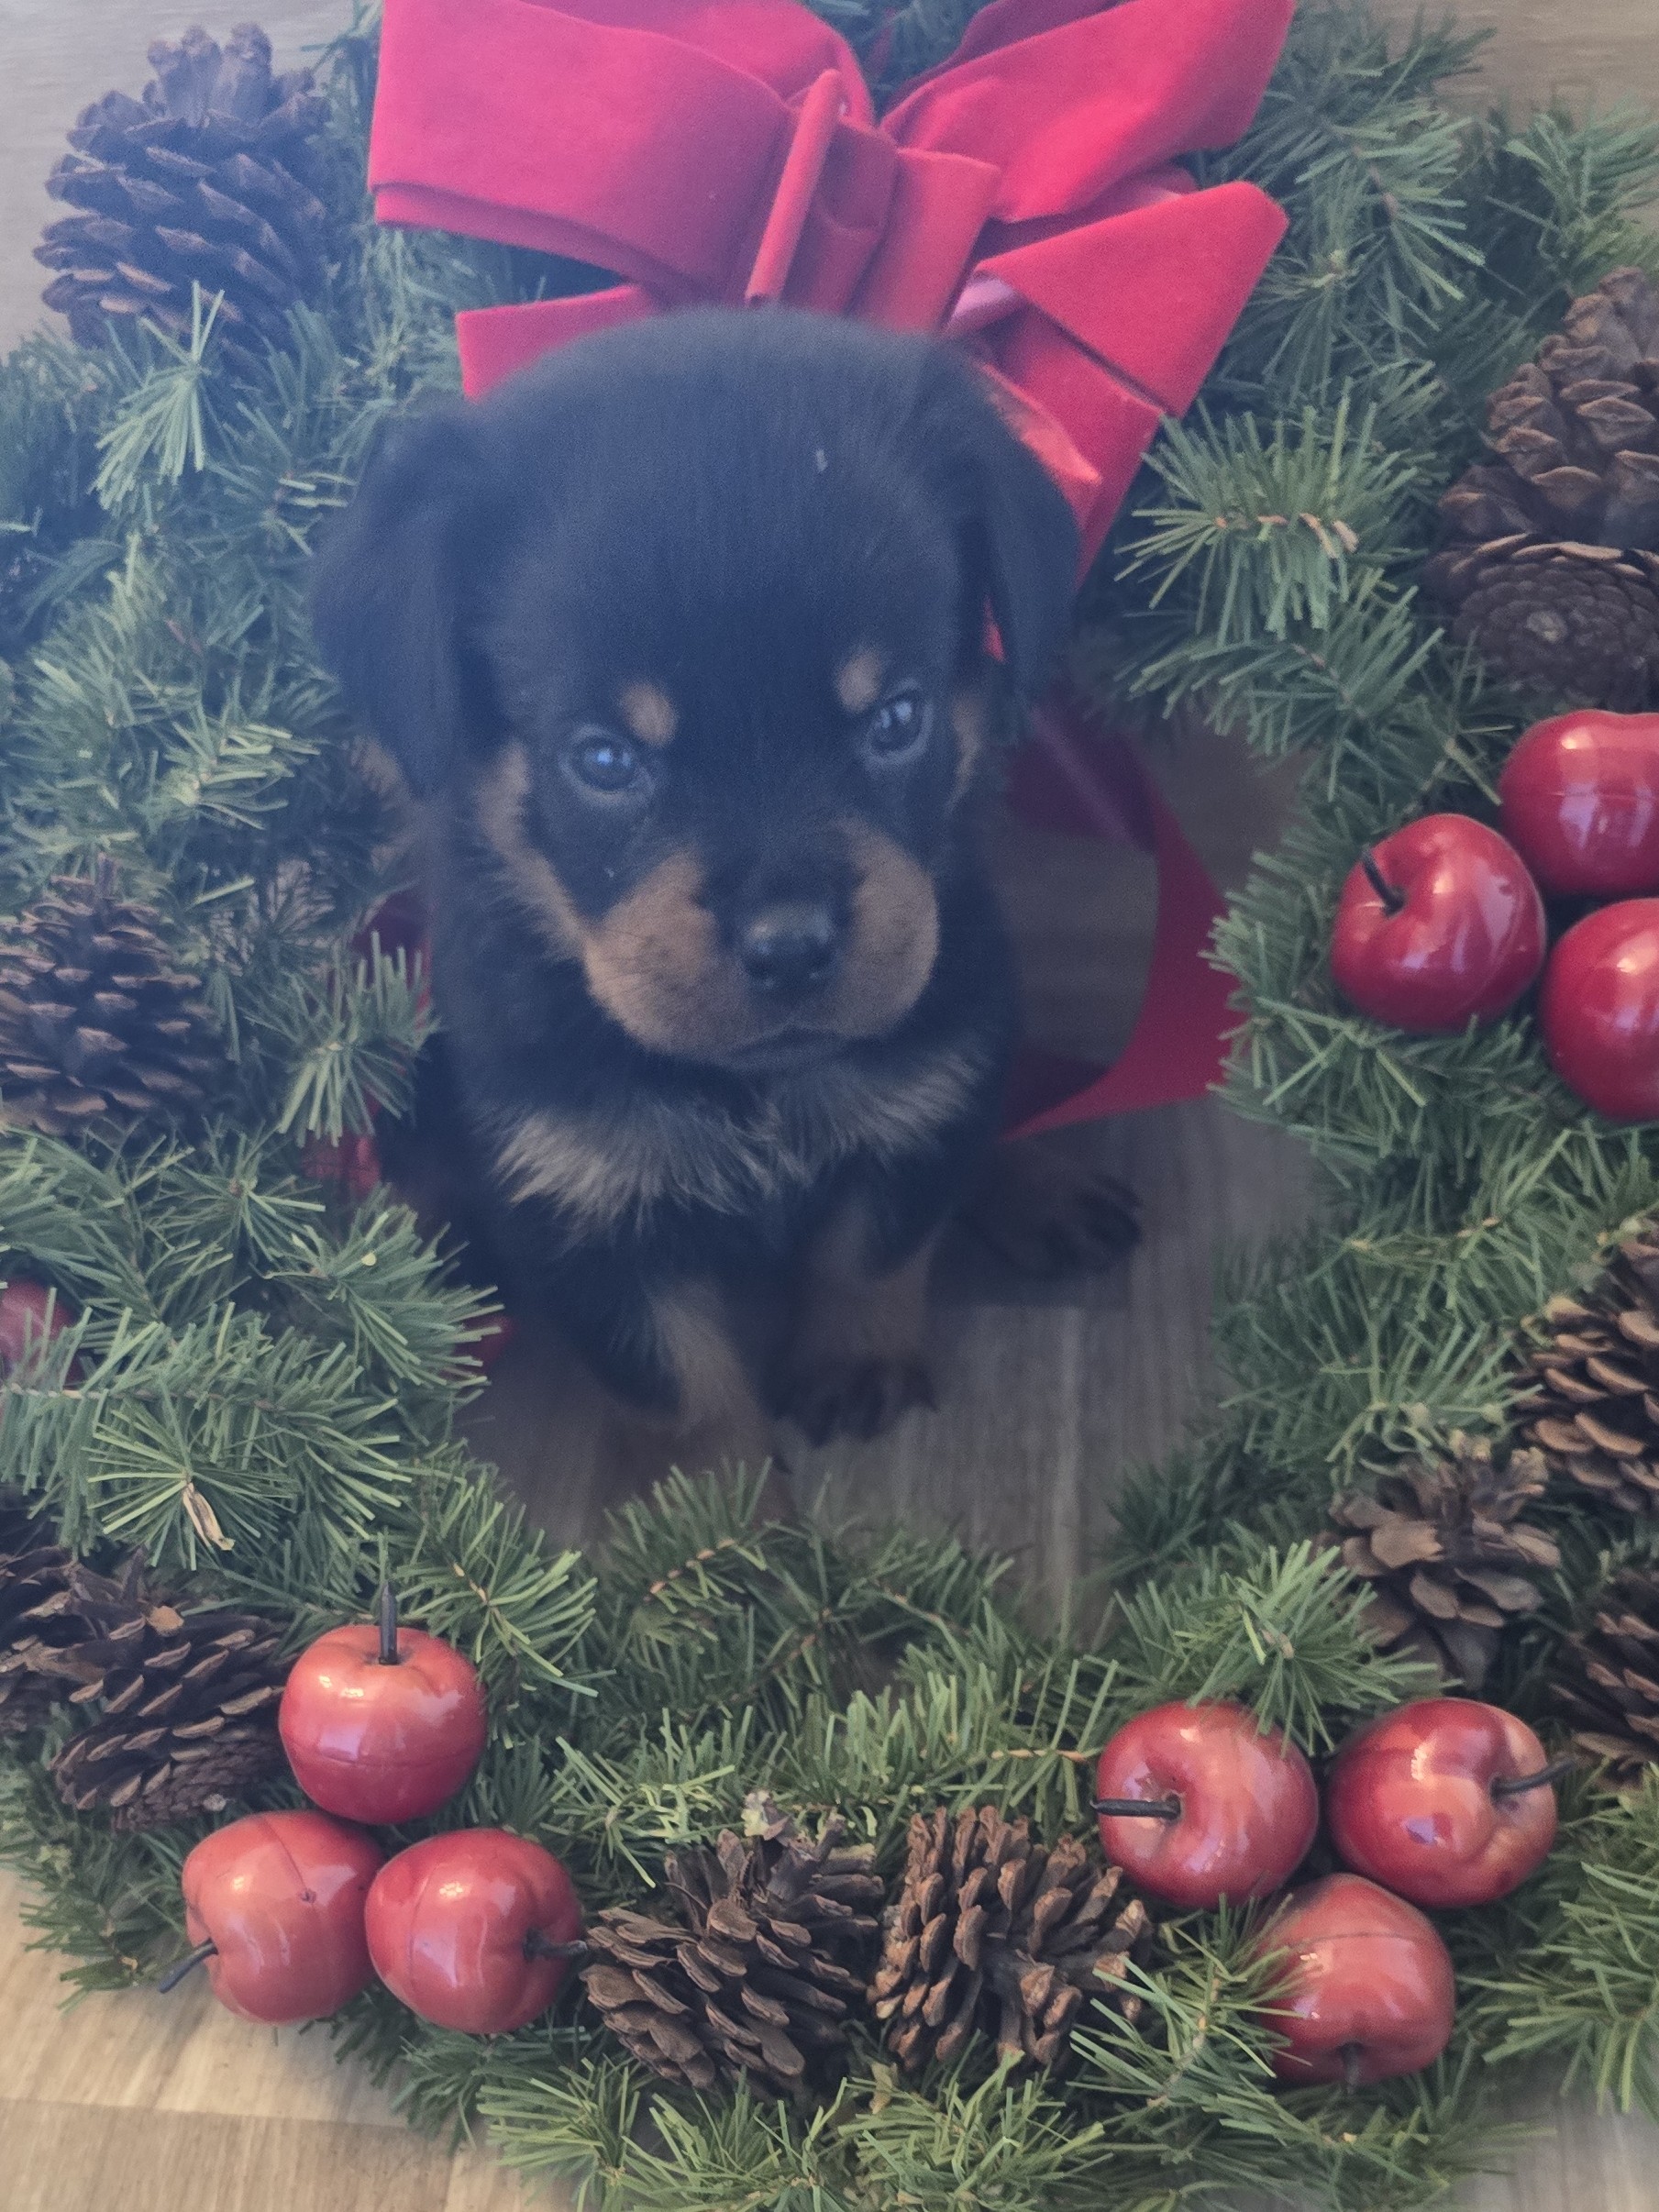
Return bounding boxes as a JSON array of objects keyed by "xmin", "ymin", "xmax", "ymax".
[{"xmin": 313, "ymin": 309, "xmax": 1077, "ymax": 1069}]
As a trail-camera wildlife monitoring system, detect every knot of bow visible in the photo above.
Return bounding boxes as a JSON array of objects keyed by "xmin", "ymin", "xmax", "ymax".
[{"xmin": 368, "ymin": 0, "xmax": 1292, "ymax": 573}]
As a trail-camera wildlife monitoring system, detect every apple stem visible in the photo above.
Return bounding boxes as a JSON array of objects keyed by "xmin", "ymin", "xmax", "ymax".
[
  {"xmin": 1091, "ymin": 1795, "xmax": 1183, "ymax": 1821},
  {"xmin": 1339, "ymin": 2041, "xmax": 1366, "ymax": 2093},
  {"xmin": 1360, "ymin": 850, "xmax": 1406, "ymax": 916},
  {"xmin": 1490, "ymin": 1757, "xmax": 1576, "ymax": 1801},
  {"xmin": 524, "ymin": 1930, "xmax": 589, "ymax": 1963},
  {"xmin": 378, "ymin": 1579, "xmax": 399, "ymax": 1665},
  {"xmin": 157, "ymin": 1937, "xmax": 217, "ymax": 1993}
]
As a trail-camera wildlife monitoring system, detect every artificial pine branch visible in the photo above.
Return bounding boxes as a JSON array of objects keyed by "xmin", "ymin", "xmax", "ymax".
[
  {"xmin": 481, "ymin": 2061, "xmax": 847, "ymax": 2212},
  {"xmin": 1471, "ymin": 1773, "xmax": 1659, "ymax": 2118},
  {"xmin": 1117, "ymin": 395, "xmax": 1421, "ymax": 646},
  {"xmin": 91, "ymin": 292, "xmax": 226, "ymax": 512},
  {"xmin": 0, "ymin": 1750, "xmax": 195, "ymax": 1994},
  {"xmin": 1105, "ymin": 1535, "xmax": 1438, "ymax": 1749}
]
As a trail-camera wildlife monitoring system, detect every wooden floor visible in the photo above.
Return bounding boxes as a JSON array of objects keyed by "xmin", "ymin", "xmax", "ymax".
[{"xmin": 6, "ymin": 2, "xmax": 1659, "ymax": 2206}]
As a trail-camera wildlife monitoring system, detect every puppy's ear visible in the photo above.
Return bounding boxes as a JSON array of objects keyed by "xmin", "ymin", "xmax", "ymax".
[
  {"xmin": 310, "ymin": 401, "xmax": 496, "ymax": 797},
  {"xmin": 915, "ymin": 349, "xmax": 1080, "ymax": 702}
]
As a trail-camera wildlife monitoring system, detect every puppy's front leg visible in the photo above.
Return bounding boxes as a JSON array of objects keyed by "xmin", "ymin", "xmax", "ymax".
[
  {"xmin": 772, "ymin": 1193, "xmax": 939, "ymax": 1446},
  {"xmin": 645, "ymin": 1278, "xmax": 775, "ymax": 1468}
]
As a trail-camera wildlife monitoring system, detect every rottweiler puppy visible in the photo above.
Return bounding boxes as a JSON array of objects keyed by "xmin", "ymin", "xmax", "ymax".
[{"xmin": 312, "ymin": 306, "xmax": 1079, "ymax": 1460}]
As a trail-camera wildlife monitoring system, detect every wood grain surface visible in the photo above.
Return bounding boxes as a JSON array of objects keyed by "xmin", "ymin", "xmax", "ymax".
[
  {"xmin": 1372, "ymin": 0, "xmax": 1659, "ymax": 118},
  {"xmin": 6, "ymin": 1, "xmax": 1659, "ymax": 2206}
]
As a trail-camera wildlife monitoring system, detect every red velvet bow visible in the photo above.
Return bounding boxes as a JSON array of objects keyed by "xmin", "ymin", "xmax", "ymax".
[{"xmin": 366, "ymin": 0, "xmax": 1294, "ymax": 1130}]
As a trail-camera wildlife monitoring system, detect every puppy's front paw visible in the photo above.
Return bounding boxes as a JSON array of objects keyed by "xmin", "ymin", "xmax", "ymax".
[
  {"xmin": 961, "ymin": 1137, "xmax": 1140, "ymax": 1279},
  {"xmin": 772, "ymin": 1354, "xmax": 936, "ymax": 1446}
]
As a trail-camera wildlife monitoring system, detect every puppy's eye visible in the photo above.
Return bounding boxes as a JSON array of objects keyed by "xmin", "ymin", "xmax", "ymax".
[
  {"xmin": 566, "ymin": 728, "xmax": 646, "ymax": 795},
  {"xmin": 863, "ymin": 688, "xmax": 931, "ymax": 766}
]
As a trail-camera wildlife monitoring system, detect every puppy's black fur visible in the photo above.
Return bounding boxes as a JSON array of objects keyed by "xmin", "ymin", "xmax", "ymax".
[{"xmin": 312, "ymin": 307, "xmax": 1078, "ymax": 1444}]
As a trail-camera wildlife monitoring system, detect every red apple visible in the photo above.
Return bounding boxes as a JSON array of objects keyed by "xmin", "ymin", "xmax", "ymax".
[
  {"xmin": 1093, "ymin": 1701, "xmax": 1318, "ymax": 1909},
  {"xmin": 0, "ymin": 1279, "xmax": 73, "ymax": 1372},
  {"xmin": 1330, "ymin": 815, "xmax": 1545, "ymax": 1033},
  {"xmin": 278, "ymin": 1585, "xmax": 487, "ymax": 1824},
  {"xmin": 1499, "ymin": 710, "xmax": 1659, "ymax": 897},
  {"xmin": 1540, "ymin": 900, "xmax": 1659, "ymax": 1122},
  {"xmin": 1326, "ymin": 1699, "xmax": 1566, "ymax": 1909},
  {"xmin": 1255, "ymin": 1872, "xmax": 1456, "ymax": 2086},
  {"xmin": 365, "ymin": 1828, "xmax": 584, "ymax": 2034},
  {"xmin": 167, "ymin": 1808, "xmax": 382, "ymax": 2024}
]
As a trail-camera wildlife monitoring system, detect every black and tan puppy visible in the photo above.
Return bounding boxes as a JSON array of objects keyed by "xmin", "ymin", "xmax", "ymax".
[{"xmin": 312, "ymin": 306, "xmax": 1078, "ymax": 1461}]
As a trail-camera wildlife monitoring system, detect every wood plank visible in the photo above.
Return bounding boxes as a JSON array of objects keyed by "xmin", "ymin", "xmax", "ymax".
[
  {"xmin": 3, "ymin": 2104, "xmax": 450, "ymax": 2212},
  {"xmin": 1372, "ymin": 0, "xmax": 1659, "ymax": 117}
]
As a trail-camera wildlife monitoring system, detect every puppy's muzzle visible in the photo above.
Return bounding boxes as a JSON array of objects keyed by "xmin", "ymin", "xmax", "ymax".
[{"xmin": 739, "ymin": 900, "xmax": 842, "ymax": 1000}]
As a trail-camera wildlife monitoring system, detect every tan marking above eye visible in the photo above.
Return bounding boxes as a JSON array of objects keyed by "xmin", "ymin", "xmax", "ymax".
[
  {"xmin": 616, "ymin": 681, "xmax": 679, "ymax": 747},
  {"xmin": 835, "ymin": 647, "xmax": 886, "ymax": 716}
]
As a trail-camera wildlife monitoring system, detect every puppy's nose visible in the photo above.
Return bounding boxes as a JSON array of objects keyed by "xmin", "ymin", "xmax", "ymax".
[{"xmin": 739, "ymin": 901, "xmax": 840, "ymax": 996}]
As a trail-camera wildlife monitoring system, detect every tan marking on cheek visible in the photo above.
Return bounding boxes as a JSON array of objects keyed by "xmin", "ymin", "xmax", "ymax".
[
  {"xmin": 582, "ymin": 851, "xmax": 755, "ymax": 1056},
  {"xmin": 617, "ymin": 681, "xmax": 679, "ymax": 747},
  {"xmin": 835, "ymin": 647, "xmax": 886, "ymax": 715},
  {"xmin": 949, "ymin": 682, "xmax": 991, "ymax": 806},
  {"xmin": 472, "ymin": 743, "xmax": 581, "ymax": 961},
  {"xmin": 827, "ymin": 819, "xmax": 940, "ymax": 1036}
]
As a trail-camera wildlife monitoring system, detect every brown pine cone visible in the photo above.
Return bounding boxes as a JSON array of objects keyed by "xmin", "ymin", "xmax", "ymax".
[
  {"xmin": 1426, "ymin": 267, "xmax": 1659, "ymax": 707},
  {"xmin": 1554, "ymin": 1564, "xmax": 1659, "ymax": 1782},
  {"xmin": 581, "ymin": 1794, "xmax": 882, "ymax": 2095},
  {"xmin": 0, "ymin": 860, "xmax": 218, "ymax": 1137},
  {"xmin": 1516, "ymin": 1226, "xmax": 1659, "ymax": 1515},
  {"xmin": 1327, "ymin": 1435, "xmax": 1560, "ymax": 1688},
  {"xmin": 869, "ymin": 1805, "xmax": 1153, "ymax": 2074},
  {"xmin": 0, "ymin": 1543, "xmax": 293, "ymax": 1830},
  {"xmin": 0, "ymin": 1492, "xmax": 75, "ymax": 1735},
  {"xmin": 36, "ymin": 23, "xmax": 331, "ymax": 370},
  {"xmin": 1439, "ymin": 544, "xmax": 1659, "ymax": 711}
]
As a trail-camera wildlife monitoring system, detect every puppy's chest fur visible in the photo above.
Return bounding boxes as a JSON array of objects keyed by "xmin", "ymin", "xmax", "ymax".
[{"xmin": 485, "ymin": 1038, "xmax": 992, "ymax": 1242}]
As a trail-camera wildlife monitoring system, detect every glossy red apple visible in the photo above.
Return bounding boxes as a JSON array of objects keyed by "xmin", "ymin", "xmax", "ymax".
[
  {"xmin": 1499, "ymin": 710, "xmax": 1659, "ymax": 897},
  {"xmin": 278, "ymin": 1585, "xmax": 487, "ymax": 1824},
  {"xmin": 1256, "ymin": 1873, "xmax": 1456, "ymax": 2085},
  {"xmin": 1093, "ymin": 1700, "xmax": 1319, "ymax": 1908},
  {"xmin": 1330, "ymin": 815, "xmax": 1545, "ymax": 1032},
  {"xmin": 165, "ymin": 1808, "xmax": 382, "ymax": 2024},
  {"xmin": 1540, "ymin": 900, "xmax": 1659, "ymax": 1122},
  {"xmin": 365, "ymin": 1828, "xmax": 585, "ymax": 2034},
  {"xmin": 1326, "ymin": 1699, "xmax": 1567, "ymax": 1909}
]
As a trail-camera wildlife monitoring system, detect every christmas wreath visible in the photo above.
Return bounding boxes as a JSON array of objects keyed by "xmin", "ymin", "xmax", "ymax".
[{"xmin": 6, "ymin": 4, "xmax": 1659, "ymax": 2206}]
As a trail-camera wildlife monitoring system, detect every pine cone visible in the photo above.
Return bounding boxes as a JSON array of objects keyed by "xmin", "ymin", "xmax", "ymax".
[
  {"xmin": 0, "ymin": 1492, "xmax": 75, "ymax": 1735},
  {"xmin": 36, "ymin": 23, "xmax": 331, "ymax": 371},
  {"xmin": 1426, "ymin": 267, "xmax": 1659, "ymax": 708},
  {"xmin": 1554, "ymin": 1565, "xmax": 1659, "ymax": 1781},
  {"xmin": 1328, "ymin": 1436, "xmax": 1560, "ymax": 1687},
  {"xmin": 1516, "ymin": 1225, "xmax": 1659, "ymax": 1515},
  {"xmin": 581, "ymin": 1794, "xmax": 883, "ymax": 2095},
  {"xmin": 39, "ymin": 1558, "xmax": 288, "ymax": 1831},
  {"xmin": 869, "ymin": 1805, "xmax": 1153, "ymax": 2074},
  {"xmin": 0, "ymin": 860, "xmax": 219, "ymax": 1136}
]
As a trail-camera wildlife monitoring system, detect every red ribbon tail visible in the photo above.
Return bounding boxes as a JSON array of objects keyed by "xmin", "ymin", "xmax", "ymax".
[{"xmin": 1001, "ymin": 696, "xmax": 1236, "ymax": 1135}]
